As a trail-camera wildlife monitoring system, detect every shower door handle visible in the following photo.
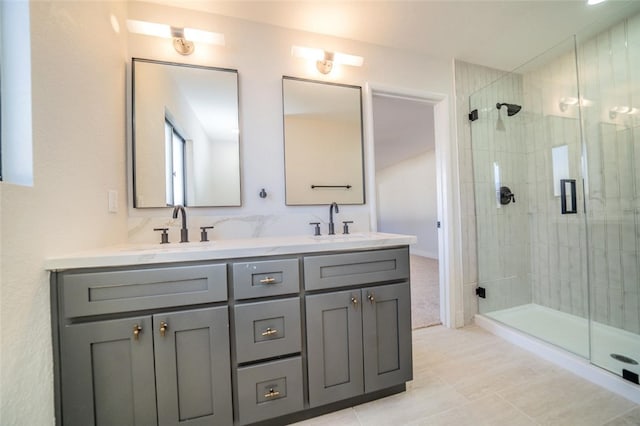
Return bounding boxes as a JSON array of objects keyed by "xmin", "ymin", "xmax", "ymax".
[{"xmin": 560, "ymin": 179, "xmax": 577, "ymax": 214}]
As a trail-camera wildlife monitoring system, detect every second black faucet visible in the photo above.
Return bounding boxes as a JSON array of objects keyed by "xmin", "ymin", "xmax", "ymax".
[
  {"xmin": 172, "ymin": 205, "xmax": 189, "ymax": 243},
  {"xmin": 328, "ymin": 202, "xmax": 339, "ymax": 235}
]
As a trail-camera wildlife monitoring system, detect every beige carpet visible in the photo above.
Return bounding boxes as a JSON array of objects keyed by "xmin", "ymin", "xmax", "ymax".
[{"xmin": 410, "ymin": 255, "xmax": 441, "ymax": 329}]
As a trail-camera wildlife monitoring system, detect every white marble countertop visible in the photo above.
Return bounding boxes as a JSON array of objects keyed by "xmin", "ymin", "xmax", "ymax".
[{"xmin": 45, "ymin": 232, "xmax": 417, "ymax": 271}]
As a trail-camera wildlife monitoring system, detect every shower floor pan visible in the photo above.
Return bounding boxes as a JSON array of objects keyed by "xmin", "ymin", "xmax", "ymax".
[{"xmin": 484, "ymin": 304, "xmax": 640, "ymax": 380}]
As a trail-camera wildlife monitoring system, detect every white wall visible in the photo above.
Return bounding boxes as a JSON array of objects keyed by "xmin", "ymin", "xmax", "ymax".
[
  {"xmin": 376, "ymin": 151, "xmax": 438, "ymax": 258},
  {"xmin": 0, "ymin": 2, "xmax": 129, "ymax": 424},
  {"xmin": 0, "ymin": 2, "xmax": 457, "ymax": 423}
]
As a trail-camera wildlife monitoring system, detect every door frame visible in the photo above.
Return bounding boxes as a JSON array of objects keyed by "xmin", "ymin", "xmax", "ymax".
[{"xmin": 363, "ymin": 82, "xmax": 463, "ymax": 328}]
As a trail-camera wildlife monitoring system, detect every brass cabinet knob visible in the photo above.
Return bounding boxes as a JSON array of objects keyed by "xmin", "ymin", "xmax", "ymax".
[
  {"xmin": 261, "ymin": 327, "xmax": 278, "ymax": 337},
  {"xmin": 133, "ymin": 324, "xmax": 142, "ymax": 340},
  {"xmin": 160, "ymin": 321, "xmax": 169, "ymax": 337},
  {"xmin": 259, "ymin": 277, "xmax": 276, "ymax": 284},
  {"xmin": 351, "ymin": 296, "xmax": 358, "ymax": 308},
  {"xmin": 368, "ymin": 292, "xmax": 375, "ymax": 304}
]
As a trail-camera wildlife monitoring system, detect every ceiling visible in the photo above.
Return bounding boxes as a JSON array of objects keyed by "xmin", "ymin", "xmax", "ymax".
[{"xmin": 147, "ymin": 0, "xmax": 640, "ymax": 71}]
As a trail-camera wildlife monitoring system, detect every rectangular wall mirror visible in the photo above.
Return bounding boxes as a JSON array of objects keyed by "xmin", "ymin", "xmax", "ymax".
[
  {"xmin": 282, "ymin": 76, "xmax": 365, "ymax": 205},
  {"xmin": 132, "ymin": 58, "xmax": 241, "ymax": 208}
]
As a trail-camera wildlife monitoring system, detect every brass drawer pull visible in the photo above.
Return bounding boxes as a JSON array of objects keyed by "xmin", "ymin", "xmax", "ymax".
[
  {"xmin": 133, "ymin": 324, "xmax": 142, "ymax": 340},
  {"xmin": 264, "ymin": 388, "xmax": 280, "ymax": 398},
  {"xmin": 261, "ymin": 327, "xmax": 278, "ymax": 337},
  {"xmin": 259, "ymin": 277, "xmax": 276, "ymax": 284},
  {"xmin": 159, "ymin": 321, "xmax": 169, "ymax": 337}
]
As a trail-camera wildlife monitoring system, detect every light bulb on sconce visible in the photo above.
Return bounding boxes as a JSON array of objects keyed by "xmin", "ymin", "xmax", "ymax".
[
  {"xmin": 559, "ymin": 96, "xmax": 593, "ymax": 112},
  {"xmin": 126, "ymin": 19, "xmax": 225, "ymax": 55},
  {"xmin": 609, "ymin": 105, "xmax": 638, "ymax": 119},
  {"xmin": 559, "ymin": 97, "xmax": 578, "ymax": 112},
  {"xmin": 291, "ymin": 45, "xmax": 363, "ymax": 74}
]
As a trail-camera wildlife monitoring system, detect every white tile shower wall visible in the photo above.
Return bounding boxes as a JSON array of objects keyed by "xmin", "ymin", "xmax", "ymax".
[
  {"xmin": 456, "ymin": 14, "xmax": 640, "ymax": 332},
  {"xmin": 575, "ymin": 14, "xmax": 640, "ymax": 334},
  {"xmin": 522, "ymin": 44, "xmax": 589, "ymax": 321},
  {"xmin": 516, "ymin": 13, "xmax": 640, "ymax": 334},
  {"xmin": 470, "ymin": 73, "xmax": 531, "ymax": 315},
  {"xmin": 455, "ymin": 61, "xmax": 501, "ymax": 324},
  {"xmin": 454, "ymin": 61, "xmax": 530, "ymax": 323}
]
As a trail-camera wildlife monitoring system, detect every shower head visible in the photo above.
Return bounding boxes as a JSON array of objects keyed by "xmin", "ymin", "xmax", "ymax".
[{"xmin": 496, "ymin": 103, "xmax": 522, "ymax": 116}]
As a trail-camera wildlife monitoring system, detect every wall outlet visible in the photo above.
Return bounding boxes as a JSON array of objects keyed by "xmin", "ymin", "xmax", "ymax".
[{"xmin": 108, "ymin": 190, "xmax": 118, "ymax": 213}]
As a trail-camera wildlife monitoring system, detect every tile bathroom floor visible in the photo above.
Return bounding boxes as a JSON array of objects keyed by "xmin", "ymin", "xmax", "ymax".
[{"xmin": 293, "ymin": 325, "xmax": 640, "ymax": 426}]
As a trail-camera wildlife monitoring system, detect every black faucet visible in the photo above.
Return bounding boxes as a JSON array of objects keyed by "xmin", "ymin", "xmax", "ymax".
[
  {"xmin": 328, "ymin": 202, "xmax": 339, "ymax": 235},
  {"xmin": 172, "ymin": 205, "xmax": 189, "ymax": 243}
]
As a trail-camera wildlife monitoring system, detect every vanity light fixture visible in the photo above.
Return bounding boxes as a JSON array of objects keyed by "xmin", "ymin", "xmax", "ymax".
[
  {"xmin": 126, "ymin": 19, "xmax": 225, "ymax": 55},
  {"xmin": 291, "ymin": 45, "xmax": 363, "ymax": 74}
]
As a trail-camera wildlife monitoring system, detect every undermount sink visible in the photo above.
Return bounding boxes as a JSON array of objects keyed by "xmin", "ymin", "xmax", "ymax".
[
  {"xmin": 310, "ymin": 233, "xmax": 367, "ymax": 240},
  {"xmin": 118, "ymin": 241, "xmax": 216, "ymax": 252}
]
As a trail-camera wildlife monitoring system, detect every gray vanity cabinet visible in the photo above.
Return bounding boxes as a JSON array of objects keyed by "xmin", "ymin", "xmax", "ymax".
[
  {"xmin": 52, "ymin": 244, "xmax": 413, "ymax": 425},
  {"xmin": 361, "ymin": 282, "xmax": 413, "ymax": 393},
  {"xmin": 306, "ymin": 281, "xmax": 412, "ymax": 407},
  {"xmin": 153, "ymin": 307, "xmax": 233, "ymax": 426},
  {"xmin": 232, "ymin": 258, "xmax": 304, "ymax": 425},
  {"xmin": 61, "ymin": 316, "xmax": 158, "ymax": 426},
  {"xmin": 60, "ymin": 306, "xmax": 232, "ymax": 426},
  {"xmin": 306, "ymin": 290, "xmax": 364, "ymax": 407},
  {"xmin": 304, "ymin": 247, "xmax": 412, "ymax": 408},
  {"xmin": 55, "ymin": 262, "xmax": 232, "ymax": 426}
]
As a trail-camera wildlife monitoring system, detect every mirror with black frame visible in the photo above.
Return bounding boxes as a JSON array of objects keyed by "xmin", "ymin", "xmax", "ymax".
[
  {"xmin": 132, "ymin": 58, "xmax": 241, "ymax": 208},
  {"xmin": 282, "ymin": 76, "xmax": 365, "ymax": 205}
]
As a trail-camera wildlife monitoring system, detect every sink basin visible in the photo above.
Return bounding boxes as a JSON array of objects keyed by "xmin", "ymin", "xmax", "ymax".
[
  {"xmin": 310, "ymin": 233, "xmax": 368, "ymax": 241},
  {"xmin": 117, "ymin": 241, "xmax": 216, "ymax": 252}
]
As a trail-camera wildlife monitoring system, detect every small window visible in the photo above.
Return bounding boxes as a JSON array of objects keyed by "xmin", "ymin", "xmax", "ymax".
[
  {"xmin": 165, "ymin": 119, "xmax": 186, "ymax": 206},
  {"xmin": 1, "ymin": 1, "xmax": 33, "ymax": 186}
]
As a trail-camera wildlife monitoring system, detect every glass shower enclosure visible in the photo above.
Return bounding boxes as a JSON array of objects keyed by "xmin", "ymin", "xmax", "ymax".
[{"xmin": 470, "ymin": 15, "xmax": 640, "ymax": 383}]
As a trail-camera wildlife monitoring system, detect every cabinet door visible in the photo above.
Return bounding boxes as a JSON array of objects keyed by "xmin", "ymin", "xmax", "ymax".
[
  {"xmin": 306, "ymin": 290, "xmax": 363, "ymax": 407},
  {"xmin": 153, "ymin": 306, "xmax": 232, "ymax": 426},
  {"xmin": 61, "ymin": 316, "xmax": 157, "ymax": 426},
  {"xmin": 362, "ymin": 282, "xmax": 413, "ymax": 393}
]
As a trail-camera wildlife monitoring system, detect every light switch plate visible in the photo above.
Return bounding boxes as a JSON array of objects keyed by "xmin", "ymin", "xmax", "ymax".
[{"xmin": 108, "ymin": 190, "xmax": 118, "ymax": 213}]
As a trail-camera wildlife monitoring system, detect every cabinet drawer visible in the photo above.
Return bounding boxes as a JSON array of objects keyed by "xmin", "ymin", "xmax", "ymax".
[
  {"xmin": 233, "ymin": 258, "xmax": 299, "ymax": 299},
  {"xmin": 234, "ymin": 298, "xmax": 301, "ymax": 363},
  {"xmin": 61, "ymin": 264, "xmax": 227, "ymax": 317},
  {"xmin": 303, "ymin": 248, "xmax": 409, "ymax": 290},
  {"xmin": 236, "ymin": 357, "xmax": 303, "ymax": 425}
]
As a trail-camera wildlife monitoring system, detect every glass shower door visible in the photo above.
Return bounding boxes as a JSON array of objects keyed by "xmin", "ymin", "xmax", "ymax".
[
  {"xmin": 577, "ymin": 17, "xmax": 640, "ymax": 382},
  {"xmin": 470, "ymin": 36, "xmax": 591, "ymax": 358}
]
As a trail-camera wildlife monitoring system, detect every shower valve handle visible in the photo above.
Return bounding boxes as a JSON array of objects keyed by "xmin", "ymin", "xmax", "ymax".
[{"xmin": 499, "ymin": 186, "xmax": 515, "ymax": 205}]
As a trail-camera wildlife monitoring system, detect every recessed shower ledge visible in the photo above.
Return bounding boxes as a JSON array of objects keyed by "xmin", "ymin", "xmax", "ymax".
[{"xmin": 475, "ymin": 314, "xmax": 640, "ymax": 405}]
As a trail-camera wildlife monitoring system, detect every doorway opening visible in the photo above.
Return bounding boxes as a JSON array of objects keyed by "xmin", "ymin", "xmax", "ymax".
[{"xmin": 371, "ymin": 93, "xmax": 440, "ymax": 329}]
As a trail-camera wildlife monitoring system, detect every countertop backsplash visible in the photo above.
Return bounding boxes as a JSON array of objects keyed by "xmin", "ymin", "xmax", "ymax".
[{"xmin": 127, "ymin": 211, "xmax": 372, "ymax": 245}]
